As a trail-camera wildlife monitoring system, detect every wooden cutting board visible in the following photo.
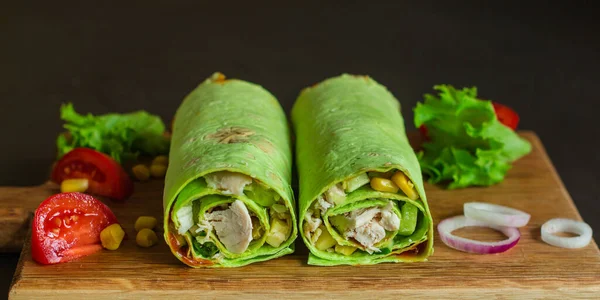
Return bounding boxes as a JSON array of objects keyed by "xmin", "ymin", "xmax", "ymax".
[{"xmin": 6, "ymin": 131, "xmax": 600, "ymax": 299}]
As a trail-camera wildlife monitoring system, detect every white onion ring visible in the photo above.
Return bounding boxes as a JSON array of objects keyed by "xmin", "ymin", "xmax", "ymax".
[
  {"xmin": 541, "ymin": 218, "xmax": 592, "ymax": 249},
  {"xmin": 464, "ymin": 202, "xmax": 531, "ymax": 227},
  {"xmin": 438, "ymin": 215, "xmax": 521, "ymax": 254}
]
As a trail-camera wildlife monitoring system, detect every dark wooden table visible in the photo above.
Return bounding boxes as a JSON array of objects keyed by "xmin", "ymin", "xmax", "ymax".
[{"xmin": 1, "ymin": 1, "xmax": 598, "ymax": 298}]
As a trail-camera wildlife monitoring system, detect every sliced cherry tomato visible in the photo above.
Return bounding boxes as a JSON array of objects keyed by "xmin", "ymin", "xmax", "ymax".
[
  {"xmin": 51, "ymin": 148, "xmax": 133, "ymax": 201},
  {"xmin": 31, "ymin": 192, "xmax": 118, "ymax": 264},
  {"xmin": 492, "ymin": 102, "xmax": 520, "ymax": 130}
]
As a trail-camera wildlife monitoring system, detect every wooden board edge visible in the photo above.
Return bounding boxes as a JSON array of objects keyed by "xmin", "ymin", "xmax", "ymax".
[
  {"xmin": 8, "ymin": 224, "xmax": 31, "ymax": 299},
  {"xmin": 7, "ymin": 285, "xmax": 600, "ymax": 300},
  {"xmin": 0, "ymin": 182, "xmax": 56, "ymax": 252},
  {"xmin": 526, "ymin": 132, "xmax": 599, "ymax": 253},
  {"xmin": 517, "ymin": 132, "xmax": 600, "ymax": 255},
  {"xmin": 530, "ymin": 133, "xmax": 583, "ymax": 219}
]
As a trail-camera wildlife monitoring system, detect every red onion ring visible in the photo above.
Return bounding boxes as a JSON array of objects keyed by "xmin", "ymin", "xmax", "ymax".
[
  {"xmin": 438, "ymin": 215, "xmax": 521, "ymax": 254},
  {"xmin": 541, "ymin": 218, "xmax": 592, "ymax": 249},
  {"xmin": 464, "ymin": 202, "xmax": 531, "ymax": 228}
]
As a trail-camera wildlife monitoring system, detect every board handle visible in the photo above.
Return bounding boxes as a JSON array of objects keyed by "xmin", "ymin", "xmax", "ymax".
[{"xmin": 0, "ymin": 182, "xmax": 57, "ymax": 252}]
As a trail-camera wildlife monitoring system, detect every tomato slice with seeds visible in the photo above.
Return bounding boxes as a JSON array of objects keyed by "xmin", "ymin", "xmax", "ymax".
[
  {"xmin": 31, "ymin": 192, "xmax": 118, "ymax": 264},
  {"xmin": 51, "ymin": 148, "xmax": 133, "ymax": 201}
]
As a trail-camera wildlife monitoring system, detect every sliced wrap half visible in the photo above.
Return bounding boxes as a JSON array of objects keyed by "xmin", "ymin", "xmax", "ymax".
[
  {"xmin": 292, "ymin": 74, "xmax": 434, "ymax": 266},
  {"xmin": 163, "ymin": 73, "xmax": 297, "ymax": 267}
]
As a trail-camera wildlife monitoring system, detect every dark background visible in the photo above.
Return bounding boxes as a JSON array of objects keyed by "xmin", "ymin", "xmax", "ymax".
[{"xmin": 1, "ymin": 1, "xmax": 598, "ymax": 297}]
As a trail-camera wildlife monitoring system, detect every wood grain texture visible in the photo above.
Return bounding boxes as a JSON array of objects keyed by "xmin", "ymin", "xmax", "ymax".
[
  {"xmin": 7, "ymin": 132, "xmax": 600, "ymax": 299},
  {"xmin": 0, "ymin": 182, "xmax": 56, "ymax": 252}
]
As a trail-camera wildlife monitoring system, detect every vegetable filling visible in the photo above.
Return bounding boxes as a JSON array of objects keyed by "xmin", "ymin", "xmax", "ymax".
[
  {"xmin": 303, "ymin": 170, "xmax": 425, "ymax": 255},
  {"xmin": 171, "ymin": 171, "xmax": 292, "ymax": 260}
]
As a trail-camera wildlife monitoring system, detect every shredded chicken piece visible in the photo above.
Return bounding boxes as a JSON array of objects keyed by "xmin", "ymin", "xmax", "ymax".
[
  {"xmin": 193, "ymin": 219, "xmax": 213, "ymax": 244},
  {"xmin": 379, "ymin": 202, "xmax": 400, "ymax": 231},
  {"xmin": 348, "ymin": 207, "xmax": 380, "ymax": 229},
  {"xmin": 316, "ymin": 195, "xmax": 333, "ymax": 215},
  {"xmin": 341, "ymin": 201, "xmax": 401, "ymax": 251},
  {"xmin": 303, "ymin": 209, "xmax": 323, "ymax": 242},
  {"xmin": 304, "ymin": 209, "xmax": 322, "ymax": 233},
  {"xmin": 205, "ymin": 200, "xmax": 253, "ymax": 254},
  {"xmin": 346, "ymin": 220, "xmax": 385, "ymax": 253},
  {"xmin": 205, "ymin": 171, "xmax": 252, "ymax": 196}
]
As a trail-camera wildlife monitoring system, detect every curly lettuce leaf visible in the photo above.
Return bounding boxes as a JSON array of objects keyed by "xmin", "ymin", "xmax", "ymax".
[
  {"xmin": 56, "ymin": 103, "xmax": 169, "ymax": 163},
  {"xmin": 414, "ymin": 85, "xmax": 531, "ymax": 189}
]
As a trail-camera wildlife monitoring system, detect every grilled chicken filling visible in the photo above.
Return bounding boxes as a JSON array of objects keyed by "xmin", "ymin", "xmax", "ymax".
[
  {"xmin": 173, "ymin": 171, "xmax": 291, "ymax": 259},
  {"xmin": 205, "ymin": 200, "xmax": 253, "ymax": 254},
  {"xmin": 305, "ymin": 170, "xmax": 420, "ymax": 255}
]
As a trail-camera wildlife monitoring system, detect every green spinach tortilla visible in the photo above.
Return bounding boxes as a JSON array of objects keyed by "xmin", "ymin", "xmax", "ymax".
[
  {"xmin": 292, "ymin": 74, "xmax": 434, "ymax": 266},
  {"xmin": 163, "ymin": 73, "xmax": 297, "ymax": 267}
]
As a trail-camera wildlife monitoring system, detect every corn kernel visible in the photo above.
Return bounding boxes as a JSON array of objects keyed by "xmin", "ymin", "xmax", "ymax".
[
  {"xmin": 314, "ymin": 225, "xmax": 337, "ymax": 251},
  {"xmin": 370, "ymin": 177, "xmax": 399, "ymax": 193},
  {"xmin": 136, "ymin": 228, "xmax": 158, "ymax": 248},
  {"xmin": 100, "ymin": 224, "xmax": 125, "ymax": 250},
  {"xmin": 391, "ymin": 172, "xmax": 419, "ymax": 200},
  {"xmin": 134, "ymin": 216, "xmax": 158, "ymax": 232},
  {"xmin": 150, "ymin": 164, "xmax": 167, "ymax": 178},
  {"xmin": 60, "ymin": 178, "xmax": 89, "ymax": 193},
  {"xmin": 152, "ymin": 155, "xmax": 169, "ymax": 166},
  {"xmin": 335, "ymin": 244, "xmax": 357, "ymax": 256},
  {"xmin": 132, "ymin": 164, "xmax": 150, "ymax": 181}
]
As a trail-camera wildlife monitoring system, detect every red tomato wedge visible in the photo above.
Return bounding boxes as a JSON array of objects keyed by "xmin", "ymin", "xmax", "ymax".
[
  {"xmin": 51, "ymin": 148, "xmax": 133, "ymax": 201},
  {"xmin": 31, "ymin": 192, "xmax": 118, "ymax": 264},
  {"xmin": 492, "ymin": 102, "xmax": 520, "ymax": 130}
]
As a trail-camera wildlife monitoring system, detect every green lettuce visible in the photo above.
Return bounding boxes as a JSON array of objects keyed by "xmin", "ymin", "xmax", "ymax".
[
  {"xmin": 414, "ymin": 85, "xmax": 531, "ymax": 189},
  {"xmin": 56, "ymin": 103, "xmax": 169, "ymax": 163}
]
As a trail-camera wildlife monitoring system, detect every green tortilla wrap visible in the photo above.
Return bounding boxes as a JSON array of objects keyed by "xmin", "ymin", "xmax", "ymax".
[
  {"xmin": 163, "ymin": 73, "xmax": 297, "ymax": 267},
  {"xmin": 292, "ymin": 74, "xmax": 434, "ymax": 266}
]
